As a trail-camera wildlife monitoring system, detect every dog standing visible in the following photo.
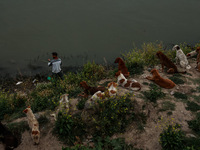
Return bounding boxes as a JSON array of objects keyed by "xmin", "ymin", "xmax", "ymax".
[
  {"xmin": 115, "ymin": 71, "xmax": 141, "ymax": 91},
  {"xmin": 146, "ymin": 69, "xmax": 176, "ymax": 89},
  {"xmin": 173, "ymin": 45, "xmax": 191, "ymax": 69},
  {"xmin": 0, "ymin": 122, "xmax": 18, "ymax": 150},
  {"xmin": 156, "ymin": 51, "xmax": 186, "ymax": 74},
  {"xmin": 114, "ymin": 57, "xmax": 130, "ymax": 78},
  {"xmin": 23, "ymin": 106, "xmax": 40, "ymax": 145},
  {"xmin": 51, "ymin": 94, "xmax": 69, "ymax": 121},
  {"xmin": 78, "ymin": 81, "xmax": 106, "ymax": 98}
]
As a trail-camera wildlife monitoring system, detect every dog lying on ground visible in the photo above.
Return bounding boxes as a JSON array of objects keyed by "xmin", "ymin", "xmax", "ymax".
[
  {"xmin": 78, "ymin": 81, "xmax": 106, "ymax": 98},
  {"xmin": 91, "ymin": 82, "xmax": 118, "ymax": 100},
  {"xmin": 0, "ymin": 122, "xmax": 18, "ymax": 150},
  {"xmin": 173, "ymin": 45, "xmax": 191, "ymax": 69},
  {"xmin": 156, "ymin": 51, "xmax": 186, "ymax": 74},
  {"xmin": 114, "ymin": 57, "xmax": 130, "ymax": 78},
  {"xmin": 51, "ymin": 94, "xmax": 69, "ymax": 121},
  {"xmin": 115, "ymin": 70, "xmax": 141, "ymax": 91},
  {"xmin": 146, "ymin": 69, "xmax": 176, "ymax": 89},
  {"xmin": 23, "ymin": 106, "xmax": 40, "ymax": 145}
]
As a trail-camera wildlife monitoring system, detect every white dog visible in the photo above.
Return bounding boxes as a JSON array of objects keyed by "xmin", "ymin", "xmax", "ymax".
[
  {"xmin": 91, "ymin": 82, "xmax": 118, "ymax": 101},
  {"xmin": 115, "ymin": 71, "xmax": 141, "ymax": 91},
  {"xmin": 173, "ymin": 45, "xmax": 191, "ymax": 69},
  {"xmin": 23, "ymin": 106, "xmax": 40, "ymax": 145},
  {"xmin": 51, "ymin": 94, "xmax": 69, "ymax": 121}
]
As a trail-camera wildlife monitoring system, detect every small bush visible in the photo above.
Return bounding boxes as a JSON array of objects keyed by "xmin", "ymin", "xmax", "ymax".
[
  {"xmin": 186, "ymin": 101, "xmax": 200, "ymax": 112},
  {"xmin": 54, "ymin": 112, "xmax": 86, "ymax": 145},
  {"xmin": 143, "ymin": 84, "xmax": 165, "ymax": 103},
  {"xmin": 160, "ymin": 124, "xmax": 185, "ymax": 150},
  {"xmin": 77, "ymin": 98, "xmax": 87, "ymax": 110},
  {"xmin": 94, "ymin": 94, "xmax": 135, "ymax": 136}
]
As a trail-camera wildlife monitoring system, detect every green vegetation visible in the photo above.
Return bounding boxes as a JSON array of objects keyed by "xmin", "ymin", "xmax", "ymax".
[
  {"xmin": 173, "ymin": 92, "xmax": 188, "ymax": 101},
  {"xmin": 188, "ymin": 113, "xmax": 200, "ymax": 136},
  {"xmin": 77, "ymin": 98, "xmax": 88, "ymax": 110},
  {"xmin": 143, "ymin": 84, "xmax": 165, "ymax": 103},
  {"xmin": 160, "ymin": 124, "xmax": 185, "ymax": 150},
  {"xmin": 159, "ymin": 101, "xmax": 175, "ymax": 112},
  {"xmin": 186, "ymin": 101, "xmax": 200, "ymax": 112},
  {"xmin": 169, "ymin": 74, "xmax": 185, "ymax": 85}
]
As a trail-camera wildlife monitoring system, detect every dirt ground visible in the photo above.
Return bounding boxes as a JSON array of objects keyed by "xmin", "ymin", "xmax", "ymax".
[{"xmin": 1, "ymin": 58, "xmax": 200, "ymax": 150}]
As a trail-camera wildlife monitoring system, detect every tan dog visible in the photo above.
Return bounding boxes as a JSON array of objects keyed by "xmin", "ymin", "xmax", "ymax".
[
  {"xmin": 146, "ymin": 69, "xmax": 176, "ymax": 89},
  {"xmin": 23, "ymin": 106, "xmax": 40, "ymax": 144},
  {"xmin": 114, "ymin": 57, "xmax": 130, "ymax": 78},
  {"xmin": 91, "ymin": 82, "xmax": 118, "ymax": 100},
  {"xmin": 156, "ymin": 51, "xmax": 186, "ymax": 74},
  {"xmin": 115, "ymin": 70, "xmax": 141, "ymax": 91}
]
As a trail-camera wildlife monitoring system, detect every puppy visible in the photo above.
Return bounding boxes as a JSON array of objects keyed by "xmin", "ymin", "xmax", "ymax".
[
  {"xmin": 114, "ymin": 57, "xmax": 130, "ymax": 78},
  {"xmin": 51, "ymin": 94, "xmax": 69, "ymax": 121},
  {"xmin": 146, "ymin": 69, "xmax": 176, "ymax": 89},
  {"xmin": 115, "ymin": 71, "xmax": 141, "ymax": 91},
  {"xmin": 91, "ymin": 82, "xmax": 118, "ymax": 100},
  {"xmin": 173, "ymin": 45, "xmax": 191, "ymax": 69},
  {"xmin": 23, "ymin": 106, "xmax": 40, "ymax": 145},
  {"xmin": 0, "ymin": 122, "xmax": 18, "ymax": 150},
  {"xmin": 78, "ymin": 81, "xmax": 106, "ymax": 98},
  {"xmin": 156, "ymin": 51, "xmax": 186, "ymax": 74}
]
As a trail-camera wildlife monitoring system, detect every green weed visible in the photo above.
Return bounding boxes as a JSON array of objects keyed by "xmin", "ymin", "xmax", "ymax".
[
  {"xmin": 186, "ymin": 101, "xmax": 200, "ymax": 112},
  {"xmin": 159, "ymin": 101, "xmax": 175, "ymax": 112},
  {"xmin": 173, "ymin": 92, "xmax": 188, "ymax": 101}
]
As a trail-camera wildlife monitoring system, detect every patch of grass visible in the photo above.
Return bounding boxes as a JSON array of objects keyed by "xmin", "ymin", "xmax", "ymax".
[
  {"xmin": 77, "ymin": 98, "xmax": 87, "ymax": 110},
  {"xmin": 167, "ymin": 112, "xmax": 173, "ymax": 116},
  {"xmin": 187, "ymin": 113, "xmax": 200, "ymax": 136},
  {"xmin": 7, "ymin": 121, "xmax": 29, "ymax": 134},
  {"xmin": 183, "ymin": 137, "xmax": 200, "ymax": 150},
  {"xmin": 142, "ymin": 84, "xmax": 165, "ymax": 103},
  {"xmin": 159, "ymin": 101, "xmax": 175, "ymax": 112},
  {"xmin": 169, "ymin": 75, "xmax": 185, "ymax": 85},
  {"xmin": 142, "ymin": 82, "xmax": 149, "ymax": 85},
  {"xmin": 191, "ymin": 95, "xmax": 200, "ymax": 103},
  {"xmin": 173, "ymin": 92, "xmax": 188, "ymax": 101},
  {"xmin": 38, "ymin": 115, "xmax": 49, "ymax": 126},
  {"xmin": 186, "ymin": 101, "xmax": 200, "ymax": 112}
]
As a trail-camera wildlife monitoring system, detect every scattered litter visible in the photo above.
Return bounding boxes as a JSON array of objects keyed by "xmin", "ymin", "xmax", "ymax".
[{"xmin": 16, "ymin": 81, "xmax": 23, "ymax": 85}]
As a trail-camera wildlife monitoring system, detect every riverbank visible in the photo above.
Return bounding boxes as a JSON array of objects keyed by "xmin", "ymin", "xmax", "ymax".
[{"xmin": 1, "ymin": 42, "xmax": 200, "ymax": 150}]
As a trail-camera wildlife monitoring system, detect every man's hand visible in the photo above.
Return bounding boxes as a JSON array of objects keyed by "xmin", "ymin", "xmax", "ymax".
[{"xmin": 48, "ymin": 59, "xmax": 51, "ymax": 61}]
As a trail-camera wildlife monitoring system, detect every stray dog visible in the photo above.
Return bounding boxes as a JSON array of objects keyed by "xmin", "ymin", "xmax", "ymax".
[
  {"xmin": 146, "ymin": 69, "xmax": 176, "ymax": 89},
  {"xmin": 173, "ymin": 45, "xmax": 191, "ymax": 69},
  {"xmin": 114, "ymin": 57, "xmax": 130, "ymax": 78},
  {"xmin": 78, "ymin": 81, "xmax": 106, "ymax": 98},
  {"xmin": 0, "ymin": 122, "xmax": 18, "ymax": 150},
  {"xmin": 51, "ymin": 94, "xmax": 69, "ymax": 121},
  {"xmin": 156, "ymin": 51, "xmax": 186, "ymax": 74},
  {"xmin": 115, "ymin": 71, "xmax": 141, "ymax": 91},
  {"xmin": 23, "ymin": 106, "xmax": 40, "ymax": 145},
  {"xmin": 91, "ymin": 82, "xmax": 118, "ymax": 100}
]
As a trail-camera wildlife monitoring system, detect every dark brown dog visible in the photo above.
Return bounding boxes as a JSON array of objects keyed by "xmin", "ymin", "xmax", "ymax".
[
  {"xmin": 146, "ymin": 69, "xmax": 176, "ymax": 89},
  {"xmin": 78, "ymin": 81, "xmax": 106, "ymax": 98},
  {"xmin": 0, "ymin": 122, "xmax": 19, "ymax": 150},
  {"xmin": 114, "ymin": 57, "xmax": 130, "ymax": 78},
  {"xmin": 156, "ymin": 51, "xmax": 186, "ymax": 74}
]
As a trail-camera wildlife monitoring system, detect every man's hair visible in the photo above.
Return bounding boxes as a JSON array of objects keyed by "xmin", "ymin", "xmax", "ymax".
[{"xmin": 52, "ymin": 52, "xmax": 58, "ymax": 56}]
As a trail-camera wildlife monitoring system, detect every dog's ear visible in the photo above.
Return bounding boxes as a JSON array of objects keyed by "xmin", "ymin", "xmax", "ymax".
[
  {"xmin": 23, "ymin": 108, "xmax": 28, "ymax": 113},
  {"xmin": 107, "ymin": 82, "xmax": 111, "ymax": 87}
]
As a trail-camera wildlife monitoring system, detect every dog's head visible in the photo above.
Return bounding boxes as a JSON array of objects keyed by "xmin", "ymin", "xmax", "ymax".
[
  {"xmin": 60, "ymin": 94, "xmax": 69, "ymax": 102},
  {"xmin": 196, "ymin": 47, "xmax": 200, "ymax": 53},
  {"xmin": 107, "ymin": 82, "xmax": 118, "ymax": 88},
  {"xmin": 151, "ymin": 68, "xmax": 159, "ymax": 75},
  {"xmin": 23, "ymin": 106, "xmax": 31, "ymax": 113},
  {"xmin": 80, "ymin": 81, "xmax": 88, "ymax": 88},
  {"xmin": 172, "ymin": 45, "xmax": 181, "ymax": 51},
  {"xmin": 114, "ymin": 57, "xmax": 123, "ymax": 63}
]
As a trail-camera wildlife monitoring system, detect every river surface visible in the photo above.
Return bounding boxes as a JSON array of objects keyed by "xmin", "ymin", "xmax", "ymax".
[{"xmin": 0, "ymin": 0, "xmax": 200, "ymax": 77}]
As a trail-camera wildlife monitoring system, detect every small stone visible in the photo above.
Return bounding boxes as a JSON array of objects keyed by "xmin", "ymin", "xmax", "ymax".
[
  {"xmin": 170, "ymin": 91, "xmax": 175, "ymax": 95},
  {"xmin": 186, "ymin": 134, "xmax": 197, "ymax": 138}
]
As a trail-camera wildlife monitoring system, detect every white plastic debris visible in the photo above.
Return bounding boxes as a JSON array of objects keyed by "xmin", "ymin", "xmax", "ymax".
[{"xmin": 16, "ymin": 81, "xmax": 23, "ymax": 85}]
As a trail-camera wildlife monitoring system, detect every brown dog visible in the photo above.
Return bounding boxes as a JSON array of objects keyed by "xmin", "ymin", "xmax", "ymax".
[
  {"xmin": 114, "ymin": 57, "xmax": 130, "ymax": 78},
  {"xmin": 156, "ymin": 51, "xmax": 186, "ymax": 74},
  {"xmin": 146, "ymin": 69, "xmax": 176, "ymax": 89},
  {"xmin": 78, "ymin": 81, "xmax": 106, "ymax": 98}
]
